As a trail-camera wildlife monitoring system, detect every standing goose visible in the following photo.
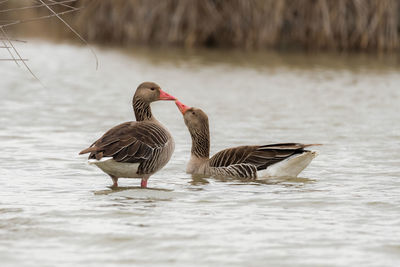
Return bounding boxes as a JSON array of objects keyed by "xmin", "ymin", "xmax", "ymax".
[
  {"xmin": 79, "ymin": 82, "xmax": 176, "ymax": 188},
  {"xmin": 175, "ymin": 100, "xmax": 320, "ymax": 179}
]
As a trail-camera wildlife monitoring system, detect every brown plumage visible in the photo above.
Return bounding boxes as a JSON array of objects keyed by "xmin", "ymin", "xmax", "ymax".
[
  {"xmin": 175, "ymin": 100, "xmax": 321, "ymax": 179},
  {"xmin": 79, "ymin": 82, "xmax": 176, "ymax": 188},
  {"xmin": 210, "ymin": 143, "xmax": 320, "ymax": 170}
]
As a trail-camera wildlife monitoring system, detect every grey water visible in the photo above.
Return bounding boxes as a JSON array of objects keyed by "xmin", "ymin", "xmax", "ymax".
[{"xmin": 1, "ymin": 41, "xmax": 400, "ymax": 267}]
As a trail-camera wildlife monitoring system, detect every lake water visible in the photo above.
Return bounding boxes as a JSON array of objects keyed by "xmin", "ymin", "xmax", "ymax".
[{"xmin": 1, "ymin": 41, "xmax": 400, "ymax": 267}]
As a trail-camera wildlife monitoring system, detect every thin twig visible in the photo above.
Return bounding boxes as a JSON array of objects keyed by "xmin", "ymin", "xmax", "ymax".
[
  {"xmin": 0, "ymin": 38, "xmax": 27, "ymax": 43},
  {"xmin": 38, "ymin": 0, "xmax": 98, "ymax": 69},
  {"xmin": 0, "ymin": 0, "xmax": 96, "ymax": 86},
  {"xmin": 46, "ymin": 0, "xmax": 80, "ymax": 11},
  {"xmin": 1, "ymin": 8, "xmax": 82, "ymax": 27},
  {"xmin": 0, "ymin": 0, "xmax": 77, "ymax": 13},
  {"xmin": 0, "ymin": 30, "xmax": 19, "ymax": 67},
  {"xmin": 0, "ymin": 58, "xmax": 28, "ymax": 61},
  {"xmin": 0, "ymin": 27, "xmax": 41, "ymax": 82}
]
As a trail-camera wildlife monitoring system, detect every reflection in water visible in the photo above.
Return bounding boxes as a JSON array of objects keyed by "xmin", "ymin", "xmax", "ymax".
[
  {"xmin": 94, "ymin": 186, "xmax": 174, "ymax": 196},
  {"xmin": 190, "ymin": 174, "xmax": 210, "ymax": 185},
  {"xmin": 0, "ymin": 41, "xmax": 400, "ymax": 267},
  {"xmin": 215, "ymin": 176, "xmax": 315, "ymax": 189},
  {"xmin": 258, "ymin": 176, "xmax": 315, "ymax": 185},
  {"xmin": 191, "ymin": 173, "xmax": 315, "ymax": 186}
]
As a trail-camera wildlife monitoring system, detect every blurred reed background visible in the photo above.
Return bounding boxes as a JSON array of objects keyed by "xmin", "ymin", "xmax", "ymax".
[{"xmin": 3, "ymin": 0, "xmax": 400, "ymax": 52}]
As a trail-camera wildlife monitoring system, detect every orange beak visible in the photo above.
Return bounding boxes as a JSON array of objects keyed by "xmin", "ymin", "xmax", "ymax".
[
  {"xmin": 175, "ymin": 100, "xmax": 190, "ymax": 115},
  {"xmin": 159, "ymin": 89, "xmax": 176, "ymax": 100}
]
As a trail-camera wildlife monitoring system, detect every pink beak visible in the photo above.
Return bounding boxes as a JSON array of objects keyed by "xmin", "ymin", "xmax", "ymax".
[
  {"xmin": 175, "ymin": 100, "xmax": 190, "ymax": 115},
  {"xmin": 159, "ymin": 89, "xmax": 176, "ymax": 100}
]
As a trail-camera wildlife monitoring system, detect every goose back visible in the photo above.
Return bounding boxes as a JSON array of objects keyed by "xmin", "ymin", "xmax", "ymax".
[
  {"xmin": 207, "ymin": 143, "xmax": 314, "ymax": 178},
  {"xmin": 82, "ymin": 120, "xmax": 174, "ymax": 175}
]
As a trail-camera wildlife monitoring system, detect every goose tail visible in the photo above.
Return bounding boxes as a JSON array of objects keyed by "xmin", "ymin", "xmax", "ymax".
[{"xmin": 259, "ymin": 151, "xmax": 318, "ymax": 178}]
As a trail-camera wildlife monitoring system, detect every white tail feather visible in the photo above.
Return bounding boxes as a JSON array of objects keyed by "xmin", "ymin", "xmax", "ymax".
[
  {"xmin": 88, "ymin": 157, "xmax": 114, "ymax": 164},
  {"xmin": 258, "ymin": 151, "xmax": 318, "ymax": 178}
]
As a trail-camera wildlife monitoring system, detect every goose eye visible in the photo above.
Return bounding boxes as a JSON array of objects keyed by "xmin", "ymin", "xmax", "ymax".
[
  {"xmin": 150, "ymin": 87, "xmax": 155, "ymax": 91},
  {"xmin": 192, "ymin": 111, "xmax": 195, "ymax": 115}
]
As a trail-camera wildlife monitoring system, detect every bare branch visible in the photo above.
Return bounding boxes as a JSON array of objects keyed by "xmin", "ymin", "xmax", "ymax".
[
  {"xmin": 0, "ymin": 0, "xmax": 95, "ymax": 86},
  {"xmin": 0, "ymin": 38, "xmax": 27, "ymax": 42},
  {"xmin": 37, "ymin": 0, "xmax": 98, "ymax": 69},
  {"xmin": 0, "ymin": 27, "xmax": 41, "ymax": 82},
  {"xmin": 0, "ymin": 30, "xmax": 19, "ymax": 67},
  {"xmin": 46, "ymin": 0, "xmax": 80, "ymax": 11},
  {"xmin": 0, "ymin": 0, "xmax": 77, "ymax": 13},
  {"xmin": 1, "ymin": 8, "xmax": 82, "ymax": 28},
  {"xmin": 0, "ymin": 58, "xmax": 28, "ymax": 61}
]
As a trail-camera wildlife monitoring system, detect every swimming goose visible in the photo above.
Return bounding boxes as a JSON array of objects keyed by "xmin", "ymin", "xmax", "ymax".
[
  {"xmin": 79, "ymin": 82, "xmax": 176, "ymax": 188},
  {"xmin": 175, "ymin": 100, "xmax": 320, "ymax": 179}
]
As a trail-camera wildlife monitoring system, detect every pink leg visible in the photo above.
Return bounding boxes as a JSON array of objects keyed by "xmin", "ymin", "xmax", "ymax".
[
  {"xmin": 140, "ymin": 178, "xmax": 148, "ymax": 188},
  {"xmin": 111, "ymin": 176, "xmax": 118, "ymax": 187}
]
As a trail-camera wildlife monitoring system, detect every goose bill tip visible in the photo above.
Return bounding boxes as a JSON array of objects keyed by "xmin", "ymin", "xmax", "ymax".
[{"xmin": 175, "ymin": 100, "xmax": 190, "ymax": 114}]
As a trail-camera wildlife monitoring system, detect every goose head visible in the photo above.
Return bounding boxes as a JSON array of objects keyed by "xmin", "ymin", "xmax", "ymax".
[
  {"xmin": 175, "ymin": 100, "xmax": 209, "ymax": 132},
  {"xmin": 134, "ymin": 82, "xmax": 176, "ymax": 103}
]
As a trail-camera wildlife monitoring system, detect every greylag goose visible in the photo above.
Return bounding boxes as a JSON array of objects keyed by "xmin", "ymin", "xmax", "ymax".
[
  {"xmin": 79, "ymin": 82, "xmax": 176, "ymax": 188},
  {"xmin": 175, "ymin": 100, "xmax": 320, "ymax": 179}
]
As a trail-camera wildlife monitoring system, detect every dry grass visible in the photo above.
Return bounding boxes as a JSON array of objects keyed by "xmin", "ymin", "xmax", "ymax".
[
  {"xmin": 64, "ymin": 0, "xmax": 399, "ymax": 52},
  {"xmin": 4, "ymin": 0, "xmax": 400, "ymax": 51}
]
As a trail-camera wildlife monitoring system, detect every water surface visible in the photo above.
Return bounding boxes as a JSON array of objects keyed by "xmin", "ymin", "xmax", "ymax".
[{"xmin": 1, "ymin": 41, "xmax": 400, "ymax": 267}]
